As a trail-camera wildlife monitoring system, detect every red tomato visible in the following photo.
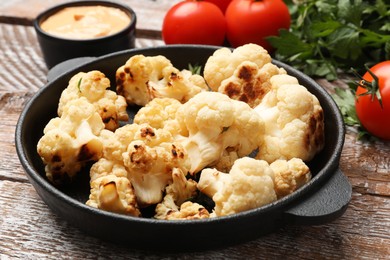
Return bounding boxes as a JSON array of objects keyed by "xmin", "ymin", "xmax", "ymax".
[
  {"xmin": 204, "ymin": 0, "xmax": 232, "ymax": 13},
  {"xmin": 225, "ymin": 0, "xmax": 290, "ymax": 51},
  {"xmin": 355, "ymin": 61, "xmax": 390, "ymax": 140},
  {"xmin": 162, "ymin": 1, "xmax": 226, "ymax": 46}
]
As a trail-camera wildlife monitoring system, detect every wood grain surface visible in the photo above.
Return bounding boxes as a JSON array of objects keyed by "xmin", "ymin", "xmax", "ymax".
[
  {"xmin": 0, "ymin": 0, "xmax": 181, "ymax": 38},
  {"xmin": 0, "ymin": 1, "xmax": 389, "ymax": 259}
]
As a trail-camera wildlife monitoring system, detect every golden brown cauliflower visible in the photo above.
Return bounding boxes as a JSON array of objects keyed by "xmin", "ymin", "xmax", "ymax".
[
  {"xmin": 37, "ymin": 98, "xmax": 105, "ymax": 185},
  {"xmin": 203, "ymin": 43, "xmax": 272, "ymax": 91},
  {"xmin": 271, "ymin": 158, "xmax": 311, "ymax": 199},
  {"xmin": 198, "ymin": 157, "xmax": 312, "ymax": 216},
  {"xmin": 133, "ymin": 97, "xmax": 187, "ymax": 137},
  {"xmin": 197, "ymin": 157, "xmax": 277, "ymax": 217},
  {"xmin": 95, "ymin": 123, "xmax": 191, "ymax": 207},
  {"xmin": 154, "ymin": 168, "xmax": 209, "ymax": 220},
  {"xmin": 58, "ymin": 70, "xmax": 128, "ymax": 131},
  {"xmin": 218, "ymin": 61, "xmax": 286, "ymax": 108},
  {"xmin": 116, "ymin": 54, "xmax": 209, "ymax": 106},
  {"xmin": 254, "ymin": 74, "xmax": 325, "ymax": 163},
  {"xmin": 86, "ymin": 174, "xmax": 141, "ymax": 216},
  {"xmin": 157, "ymin": 201, "xmax": 210, "ymax": 220},
  {"xmin": 175, "ymin": 91, "xmax": 265, "ymax": 174}
]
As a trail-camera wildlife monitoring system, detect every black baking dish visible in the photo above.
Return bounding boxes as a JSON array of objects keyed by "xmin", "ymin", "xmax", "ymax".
[{"xmin": 15, "ymin": 45, "xmax": 351, "ymax": 250}]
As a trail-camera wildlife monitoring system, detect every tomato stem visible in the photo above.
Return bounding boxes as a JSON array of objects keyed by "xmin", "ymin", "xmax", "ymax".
[{"xmin": 352, "ymin": 66, "xmax": 383, "ymax": 108}]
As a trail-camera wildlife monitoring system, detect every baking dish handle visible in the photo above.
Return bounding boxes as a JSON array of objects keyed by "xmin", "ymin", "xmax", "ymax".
[
  {"xmin": 47, "ymin": 57, "xmax": 96, "ymax": 82},
  {"xmin": 283, "ymin": 168, "xmax": 352, "ymax": 225}
]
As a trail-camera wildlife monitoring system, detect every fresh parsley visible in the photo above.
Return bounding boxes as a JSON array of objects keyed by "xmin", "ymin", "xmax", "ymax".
[
  {"xmin": 188, "ymin": 63, "xmax": 202, "ymax": 75},
  {"xmin": 77, "ymin": 77, "xmax": 83, "ymax": 93},
  {"xmin": 268, "ymin": 0, "xmax": 390, "ymax": 80},
  {"xmin": 331, "ymin": 79, "xmax": 376, "ymax": 140}
]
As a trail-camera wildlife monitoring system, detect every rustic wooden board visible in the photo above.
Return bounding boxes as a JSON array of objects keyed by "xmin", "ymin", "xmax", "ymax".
[
  {"xmin": 1, "ymin": 66, "xmax": 390, "ymax": 259},
  {"xmin": 0, "ymin": 0, "xmax": 181, "ymax": 38},
  {"xmin": 1, "ymin": 180, "xmax": 389, "ymax": 259},
  {"xmin": 0, "ymin": 3, "xmax": 389, "ymax": 257}
]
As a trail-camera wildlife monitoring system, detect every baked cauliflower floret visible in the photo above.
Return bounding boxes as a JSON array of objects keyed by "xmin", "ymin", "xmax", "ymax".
[
  {"xmin": 99, "ymin": 123, "xmax": 190, "ymax": 207},
  {"xmin": 123, "ymin": 139, "xmax": 189, "ymax": 207},
  {"xmin": 254, "ymin": 74, "xmax": 325, "ymax": 163},
  {"xmin": 270, "ymin": 158, "xmax": 311, "ymax": 199},
  {"xmin": 218, "ymin": 61, "xmax": 286, "ymax": 108},
  {"xmin": 197, "ymin": 157, "xmax": 277, "ymax": 217},
  {"xmin": 116, "ymin": 54, "xmax": 209, "ymax": 106},
  {"xmin": 37, "ymin": 98, "xmax": 105, "ymax": 185},
  {"xmin": 175, "ymin": 91, "xmax": 265, "ymax": 174},
  {"xmin": 89, "ymin": 157, "xmax": 128, "ymax": 182},
  {"xmin": 58, "ymin": 70, "xmax": 128, "ymax": 131},
  {"xmin": 86, "ymin": 174, "xmax": 141, "ymax": 216},
  {"xmin": 157, "ymin": 201, "xmax": 210, "ymax": 220},
  {"xmin": 204, "ymin": 43, "xmax": 272, "ymax": 91},
  {"xmin": 133, "ymin": 97, "xmax": 187, "ymax": 137},
  {"xmin": 155, "ymin": 168, "xmax": 209, "ymax": 220}
]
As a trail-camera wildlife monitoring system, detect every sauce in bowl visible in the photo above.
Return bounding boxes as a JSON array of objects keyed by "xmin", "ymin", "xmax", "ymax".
[{"xmin": 40, "ymin": 5, "xmax": 131, "ymax": 39}]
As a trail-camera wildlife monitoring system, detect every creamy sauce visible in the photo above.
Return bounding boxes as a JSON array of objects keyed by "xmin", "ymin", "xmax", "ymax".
[{"xmin": 40, "ymin": 5, "xmax": 131, "ymax": 39}]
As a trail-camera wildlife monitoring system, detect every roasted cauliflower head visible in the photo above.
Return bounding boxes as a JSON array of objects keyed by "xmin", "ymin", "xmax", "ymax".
[
  {"xmin": 37, "ymin": 98, "xmax": 105, "ymax": 185},
  {"xmin": 270, "ymin": 158, "xmax": 311, "ymax": 199},
  {"xmin": 175, "ymin": 91, "xmax": 265, "ymax": 174},
  {"xmin": 218, "ymin": 61, "xmax": 286, "ymax": 108},
  {"xmin": 133, "ymin": 97, "xmax": 187, "ymax": 137},
  {"xmin": 198, "ymin": 157, "xmax": 312, "ymax": 216},
  {"xmin": 203, "ymin": 43, "xmax": 273, "ymax": 91},
  {"xmin": 197, "ymin": 157, "xmax": 277, "ymax": 217},
  {"xmin": 116, "ymin": 54, "xmax": 208, "ymax": 106},
  {"xmin": 93, "ymin": 123, "xmax": 191, "ymax": 207},
  {"xmin": 254, "ymin": 74, "xmax": 325, "ymax": 163},
  {"xmin": 154, "ymin": 168, "xmax": 209, "ymax": 220},
  {"xmin": 87, "ymin": 174, "xmax": 141, "ymax": 216},
  {"xmin": 58, "ymin": 70, "xmax": 128, "ymax": 131}
]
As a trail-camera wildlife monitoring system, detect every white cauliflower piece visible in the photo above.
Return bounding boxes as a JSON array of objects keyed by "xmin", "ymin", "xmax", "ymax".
[
  {"xmin": 271, "ymin": 158, "xmax": 311, "ymax": 199},
  {"xmin": 89, "ymin": 157, "xmax": 128, "ymax": 182},
  {"xmin": 197, "ymin": 157, "xmax": 277, "ymax": 217},
  {"xmin": 123, "ymin": 139, "xmax": 189, "ymax": 207},
  {"xmin": 204, "ymin": 43, "xmax": 272, "ymax": 91},
  {"xmin": 116, "ymin": 55, "xmax": 209, "ymax": 106},
  {"xmin": 86, "ymin": 174, "xmax": 141, "ymax": 216},
  {"xmin": 58, "ymin": 70, "xmax": 128, "ymax": 131},
  {"xmin": 37, "ymin": 98, "xmax": 105, "ymax": 185},
  {"xmin": 133, "ymin": 97, "xmax": 187, "ymax": 137},
  {"xmin": 254, "ymin": 74, "xmax": 325, "ymax": 163},
  {"xmin": 156, "ymin": 201, "xmax": 210, "ymax": 220},
  {"xmin": 86, "ymin": 148, "xmax": 141, "ymax": 216},
  {"xmin": 155, "ymin": 168, "xmax": 209, "ymax": 220},
  {"xmin": 98, "ymin": 123, "xmax": 190, "ymax": 207},
  {"xmin": 218, "ymin": 61, "xmax": 286, "ymax": 108},
  {"xmin": 175, "ymin": 91, "xmax": 265, "ymax": 174}
]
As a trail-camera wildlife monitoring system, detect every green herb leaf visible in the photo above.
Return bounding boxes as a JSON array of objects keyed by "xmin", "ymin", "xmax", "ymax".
[
  {"xmin": 77, "ymin": 77, "xmax": 83, "ymax": 93},
  {"xmin": 331, "ymin": 87, "xmax": 359, "ymax": 126},
  {"xmin": 270, "ymin": 0, "xmax": 390, "ymax": 79},
  {"xmin": 188, "ymin": 63, "xmax": 202, "ymax": 75}
]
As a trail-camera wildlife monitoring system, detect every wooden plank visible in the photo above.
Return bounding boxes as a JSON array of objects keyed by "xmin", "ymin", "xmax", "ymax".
[
  {"xmin": 1, "ymin": 92, "xmax": 390, "ymax": 258},
  {"xmin": 0, "ymin": 91, "xmax": 34, "ymax": 182},
  {"xmin": 0, "ymin": 0, "xmax": 181, "ymax": 38},
  {"xmin": 0, "ymin": 6, "xmax": 389, "ymax": 256},
  {"xmin": 1, "ymin": 180, "xmax": 389, "ymax": 258},
  {"xmin": 0, "ymin": 23, "xmax": 164, "ymax": 92}
]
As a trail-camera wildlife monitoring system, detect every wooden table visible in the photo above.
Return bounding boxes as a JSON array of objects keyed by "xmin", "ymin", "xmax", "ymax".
[{"xmin": 1, "ymin": 1, "xmax": 389, "ymax": 258}]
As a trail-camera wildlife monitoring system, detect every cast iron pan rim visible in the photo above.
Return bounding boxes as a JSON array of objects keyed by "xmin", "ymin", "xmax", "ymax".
[
  {"xmin": 15, "ymin": 44, "xmax": 345, "ymax": 226},
  {"xmin": 33, "ymin": 0, "xmax": 137, "ymax": 43}
]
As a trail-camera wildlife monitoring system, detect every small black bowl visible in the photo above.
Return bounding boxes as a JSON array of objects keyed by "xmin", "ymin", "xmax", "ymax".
[
  {"xmin": 34, "ymin": 0, "xmax": 137, "ymax": 69},
  {"xmin": 15, "ymin": 45, "xmax": 351, "ymax": 250}
]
